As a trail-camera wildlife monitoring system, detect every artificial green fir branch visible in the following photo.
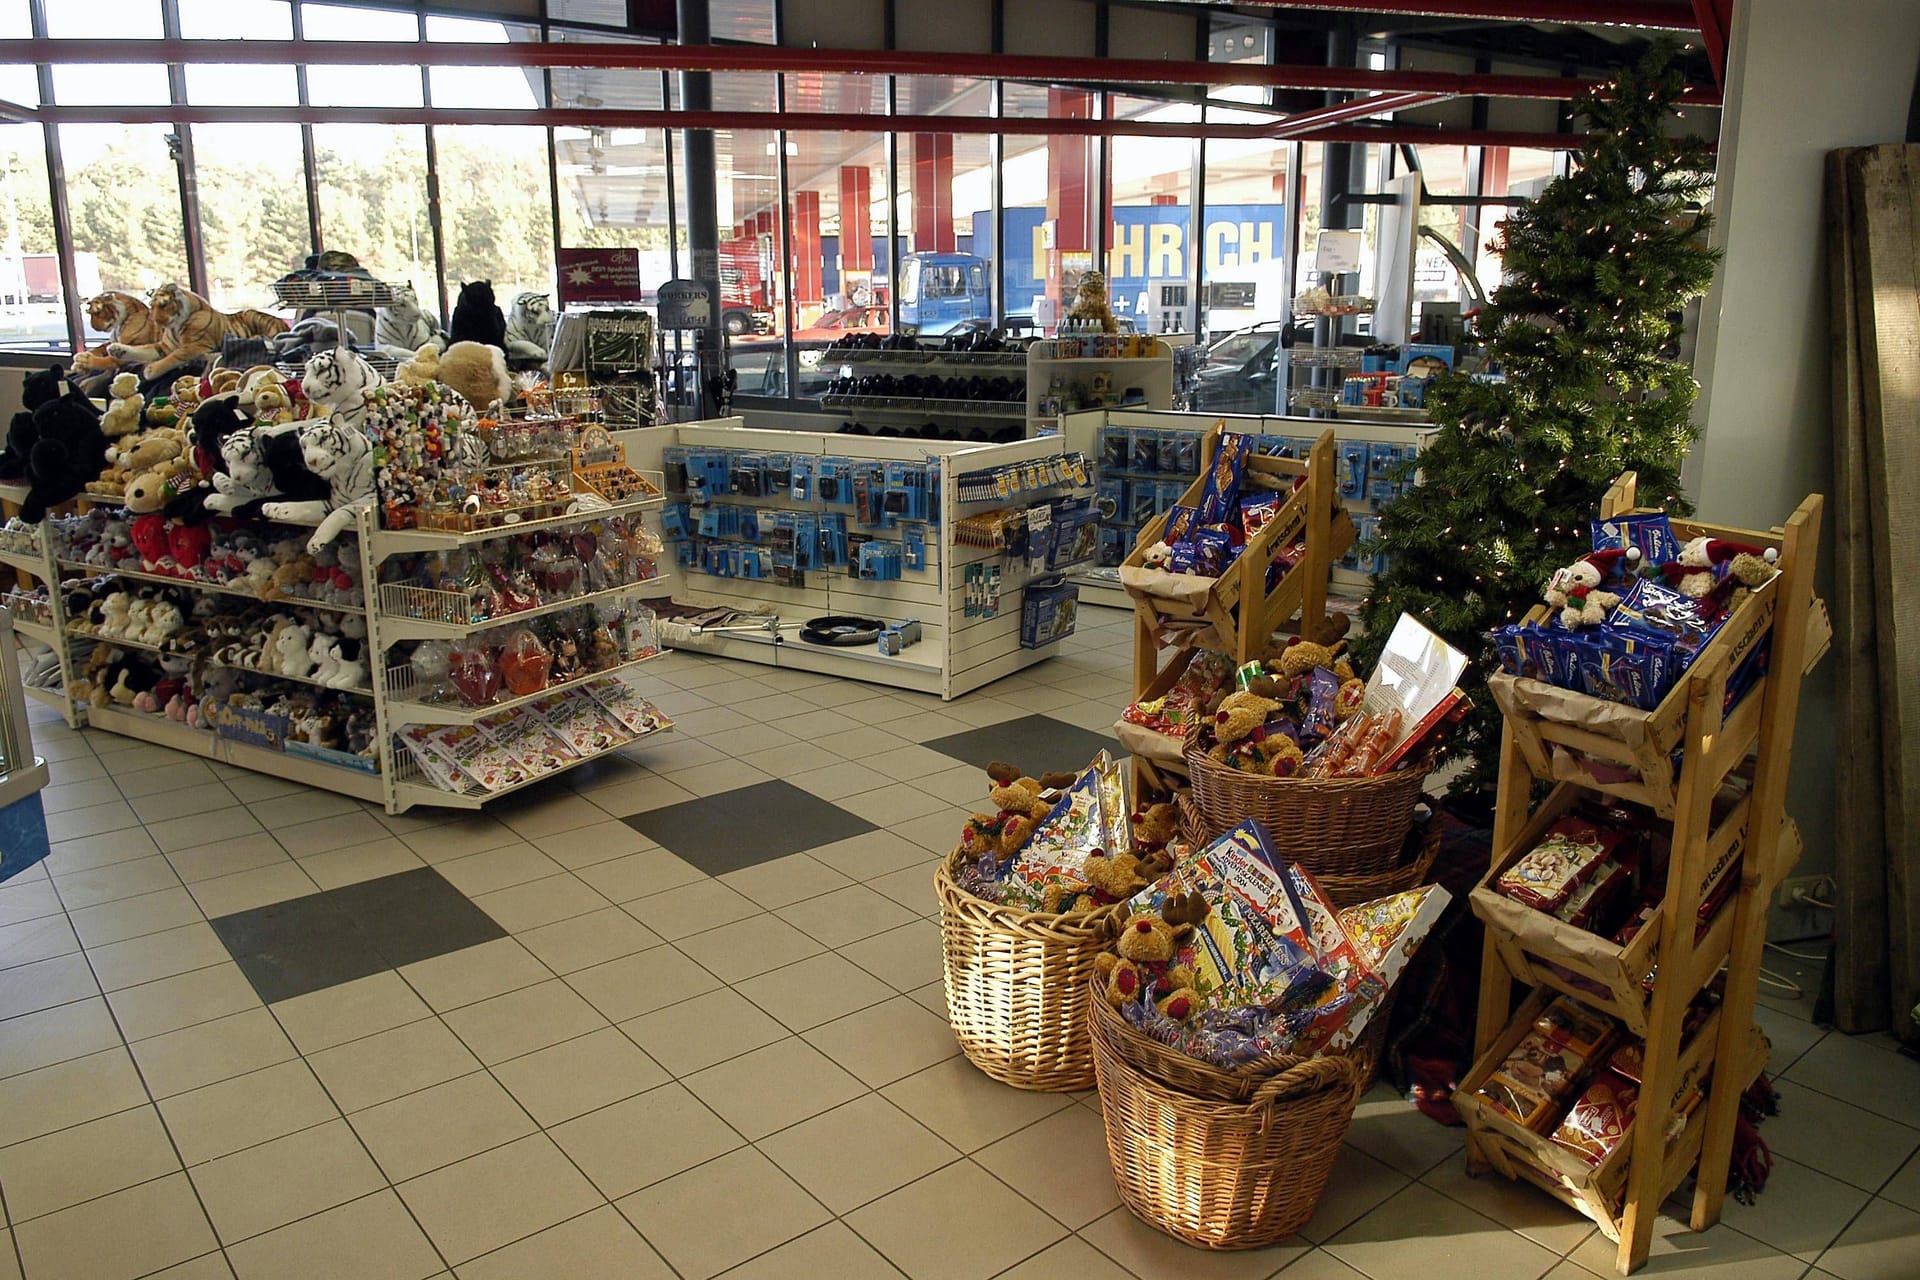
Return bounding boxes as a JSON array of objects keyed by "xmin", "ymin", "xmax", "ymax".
[{"xmin": 1353, "ymin": 40, "xmax": 1720, "ymax": 809}]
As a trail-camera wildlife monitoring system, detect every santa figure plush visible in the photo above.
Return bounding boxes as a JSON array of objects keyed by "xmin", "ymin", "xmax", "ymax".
[
  {"xmin": 1544, "ymin": 547, "xmax": 1636, "ymax": 628},
  {"xmin": 1663, "ymin": 536, "xmax": 1778, "ymax": 599}
]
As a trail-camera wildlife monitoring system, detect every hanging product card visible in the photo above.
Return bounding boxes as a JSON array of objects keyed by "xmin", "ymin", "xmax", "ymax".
[
  {"xmin": 1314, "ymin": 229, "xmax": 1362, "ymax": 275},
  {"xmin": 1026, "ymin": 502, "xmax": 1054, "ymax": 575},
  {"xmin": 791, "ymin": 455, "xmax": 814, "ymax": 503},
  {"xmin": 904, "ymin": 524, "xmax": 926, "ymax": 571}
]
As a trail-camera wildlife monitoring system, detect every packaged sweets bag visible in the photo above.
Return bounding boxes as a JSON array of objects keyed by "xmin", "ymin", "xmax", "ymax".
[
  {"xmin": 1550, "ymin": 1071, "xmax": 1639, "ymax": 1167},
  {"xmin": 478, "ymin": 709, "xmax": 577, "ymax": 775},
  {"xmin": 397, "ymin": 724, "xmax": 470, "ymax": 793},
  {"xmin": 1001, "ymin": 755, "xmax": 1130, "ymax": 911},
  {"xmin": 1497, "ymin": 819, "xmax": 1622, "ymax": 912},
  {"xmin": 585, "ymin": 678, "xmax": 671, "ymax": 736}
]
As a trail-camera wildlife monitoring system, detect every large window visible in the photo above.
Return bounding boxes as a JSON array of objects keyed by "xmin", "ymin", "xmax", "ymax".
[
  {"xmin": 435, "ymin": 126, "xmax": 555, "ymax": 301},
  {"xmin": 1108, "ymin": 96, "xmax": 1199, "ymax": 335},
  {"xmin": 1201, "ymin": 108, "xmax": 1291, "ymax": 344},
  {"xmin": 788, "ymin": 129, "xmax": 889, "ymax": 397},
  {"xmin": 0, "ymin": 124, "xmax": 63, "ymax": 350},
  {"xmin": 1000, "ymin": 83, "xmax": 1098, "ymax": 332},
  {"xmin": 311, "ymin": 125, "xmax": 432, "ymax": 295},
  {"xmin": 192, "ymin": 124, "xmax": 312, "ymax": 313},
  {"xmin": 60, "ymin": 124, "xmax": 190, "ymax": 298}
]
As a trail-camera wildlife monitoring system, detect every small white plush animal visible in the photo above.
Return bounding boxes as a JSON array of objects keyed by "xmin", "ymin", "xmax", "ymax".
[
  {"xmin": 375, "ymin": 282, "xmax": 446, "ymax": 358},
  {"xmin": 504, "ymin": 292, "xmax": 554, "ymax": 362},
  {"xmin": 306, "ymin": 632, "xmax": 341, "ymax": 686},
  {"xmin": 274, "ymin": 622, "xmax": 313, "ymax": 679},
  {"xmin": 301, "ymin": 348, "xmax": 385, "ymax": 430},
  {"xmin": 324, "ymin": 636, "xmax": 367, "ymax": 691}
]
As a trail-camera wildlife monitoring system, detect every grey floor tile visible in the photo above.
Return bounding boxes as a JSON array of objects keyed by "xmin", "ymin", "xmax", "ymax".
[{"xmin": 624, "ymin": 780, "xmax": 875, "ymax": 875}]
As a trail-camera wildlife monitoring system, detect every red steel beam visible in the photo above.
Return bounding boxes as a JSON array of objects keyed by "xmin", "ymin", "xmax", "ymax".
[
  {"xmin": 1691, "ymin": 0, "xmax": 1733, "ymax": 87},
  {"xmin": 1231, "ymin": 0, "xmax": 1700, "ymax": 28},
  {"xmin": 27, "ymin": 101, "xmax": 1594, "ymax": 149},
  {"xmin": 1266, "ymin": 90, "xmax": 1448, "ymax": 136},
  {"xmin": 0, "ymin": 39, "xmax": 1721, "ymax": 106}
]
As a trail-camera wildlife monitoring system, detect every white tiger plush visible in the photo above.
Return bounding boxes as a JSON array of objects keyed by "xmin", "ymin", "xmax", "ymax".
[
  {"xmin": 375, "ymin": 283, "xmax": 445, "ymax": 358},
  {"xmin": 259, "ymin": 417, "xmax": 375, "ymax": 553},
  {"xmin": 504, "ymin": 292, "xmax": 554, "ymax": 362},
  {"xmin": 302, "ymin": 348, "xmax": 386, "ymax": 431}
]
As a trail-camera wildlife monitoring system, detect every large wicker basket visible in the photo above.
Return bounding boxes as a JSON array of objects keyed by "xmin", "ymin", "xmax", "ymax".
[
  {"xmin": 1184, "ymin": 736, "xmax": 1431, "ymax": 876},
  {"xmin": 934, "ymin": 846, "xmax": 1126, "ymax": 1091},
  {"xmin": 1089, "ymin": 986, "xmax": 1365, "ymax": 1249},
  {"xmin": 1178, "ymin": 795, "xmax": 1440, "ymax": 909}
]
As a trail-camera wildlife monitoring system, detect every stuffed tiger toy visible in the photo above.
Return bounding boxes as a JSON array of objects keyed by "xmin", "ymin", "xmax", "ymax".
[
  {"xmin": 258, "ymin": 417, "xmax": 375, "ymax": 553},
  {"xmin": 302, "ymin": 348, "xmax": 386, "ymax": 432},
  {"xmin": 144, "ymin": 284, "xmax": 290, "ymax": 380},
  {"xmin": 73, "ymin": 292, "xmax": 167, "ymax": 374},
  {"xmin": 374, "ymin": 282, "xmax": 446, "ymax": 357}
]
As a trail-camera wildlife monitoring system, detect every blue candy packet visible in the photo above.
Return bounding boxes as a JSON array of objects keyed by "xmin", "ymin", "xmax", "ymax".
[{"xmin": 1592, "ymin": 513, "xmax": 1681, "ymax": 567}]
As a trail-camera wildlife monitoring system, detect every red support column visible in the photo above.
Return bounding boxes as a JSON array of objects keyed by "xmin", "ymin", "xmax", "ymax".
[
  {"xmin": 1046, "ymin": 88, "xmax": 1095, "ymax": 330},
  {"xmin": 839, "ymin": 165, "xmax": 873, "ymax": 273},
  {"xmin": 790, "ymin": 189, "xmax": 822, "ymax": 308},
  {"xmin": 912, "ymin": 133, "xmax": 955, "ymax": 252}
]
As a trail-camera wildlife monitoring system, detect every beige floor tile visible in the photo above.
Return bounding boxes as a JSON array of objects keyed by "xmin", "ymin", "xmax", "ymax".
[
  {"xmin": 528, "ymin": 819, "xmax": 658, "ymax": 870},
  {"xmin": 912, "ymin": 763, "xmax": 994, "ymax": 808},
  {"xmin": 491, "ymin": 790, "xmax": 611, "ymax": 842},
  {"xmin": 1767, "ymin": 1080, "xmax": 1920, "ymax": 1190},
  {"xmin": 549, "ymin": 1082, "xmax": 743, "ymax": 1199},
  {"xmin": 165, "ymin": 835, "xmax": 290, "ymax": 886},
  {"xmin": 1292, "ymin": 1144, "xmax": 1419, "ymax": 1245},
  {"xmin": 1709, "ymin": 1153, "xmax": 1872, "ymax": 1262},
  {"xmin": 130, "ymin": 1007, "xmax": 299, "ymax": 1100},
  {"xmin": 1885, "ymin": 1149, "xmax": 1920, "ymax": 1213},
  {"xmin": 835, "ymin": 784, "xmax": 953, "ymax": 828},
  {"xmin": 297, "ymin": 838, "xmax": 426, "ymax": 891},
  {"xmin": 565, "ymin": 945, "xmax": 721, "ymax": 1022},
  {"xmin": 68, "ymin": 885, "xmax": 202, "ymax": 948},
  {"xmin": 776, "ymin": 884, "xmax": 917, "ymax": 948},
  {"xmin": 269, "ymin": 811, "xmax": 393, "ymax": 859},
  {"xmin": 434, "ymin": 844, "xmax": 566, "ymax": 898},
  {"xmin": 399, "ymin": 937, "xmax": 552, "ymax": 1013},
  {"xmin": 879, "ymin": 1057, "xmax": 1073, "ymax": 1152},
  {"xmin": 839, "ymin": 918, "xmax": 945, "ymax": 992},
  {"xmin": 974, "ymin": 1103, "xmax": 1120, "ymax": 1229},
  {"xmin": 515, "ymin": 907, "xmax": 660, "ymax": 975},
  {"xmin": 574, "ymin": 846, "xmax": 707, "ymax": 903},
  {"xmin": 41, "ymin": 776, "xmax": 124, "ymax": 814},
  {"xmin": 621, "ymin": 878, "xmax": 758, "ymax": 938},
  {"xmin": 620, "ymin": 987, "xmax": 786, "ymax": 1076},
  {"xmin": 220, "ymin": 771, "xmax": 309, "ymax": 805},
  {"xmin": 759, "ymin": 1093, "xmax": 960, "ymax": 1214},
  {"xmin": 13, "ymin": 1172, "xmax": 218, "ymax": 1280},
  {"xmin": 0, "ymin": 877, "xmax": 62, "ymax": 928},
  {"xmin": 615, "ymin": 1146, "xmax": 829, "ymax": 1280},
  {"xmin": 994, "ymin": 1236, "xmax": 1139, "ymax": 1280},
  {"xmin": 53, "ymin": 858, "xmax": 183, "ymax": 923},
  {"xmin": 808, "ymin": 829, "xmax": 940, "ymax": 881},
  {"xmin": 0, "ymin": 1105, "xmax": 181, "ymax": 1222},
  {"xmin": 718, "ymin": 853, "xmax": 854, "ymax": 910},
  {"xmin": 715, "ymin": 1221, "xmax": 904, "ymax": 1280},
  {"xmin": 866, "ymin": 859, "xmax": 942, "ymax": 915},
  {"xmin": 803, "ymin": 994, "xmax": 959, "ymax": 1088},
  {"xmin": 1420, "ymin": 1153, "xmax": 1592, "ymax": 1255},
  {"xmin": 146, "ymin": 808, "xmax": 266, "ymax": 856},
  {"xmin": 471, "ymin": 872, "xmax": 609, "ymax": 934},
  {"xmin": 0, "ymin": 953, "xmax": 99, "ymax": 1022},
  {"xmin": 909, "ymin": 978, "xmax": 948, "ymax": 1015},
  {"xmin": 0, "ymin": 996, "xmax": 121, "ymax": 1079},
  {"xmin": 1328, "ymin": 1183, "xmax": 1566, "ymax": 1280},
  {"xmin": 397, "ymin": 1134, "xmax": 603, "ymax": 1266},
  {"xmin": 45, "ymin": 799, "xmax": 143, "ymax": 844},
  {"xmin": 442, "ymin": 979, "xmax": 607, "ymax": 1066},
  {"xmin": 308, "ymin": 1017, "xmax": 482, "ymax": 1112},
  {"xmin": 86, "ymin": 920, "xmax": 230, "ymax": 992},
  {"xmin": 683, "ymin": 1036, "xmax": 865, "ymax": 1140},
  {"xmin": 1564, "ymin": 1212, "xmax": 1812, "ymax": 1279},
  {"xmin": 1343, "ymin": 1081, "xmax": 1468, "ymax": 1178},
  {"xmin": 189, "ymin": 1118, "xmax": 386, "ymax": 1245},
  {"xmin": 578, "ymin": 773, "xmax": 697, "ymax": 818},
  {"xmin": 348, "ymin": 1071, "xmax": 537, "ymax": 1183},
  {"xmin": 397, "ymin": 815, "xmax": 524, "ymax": 864},
  {"xmin": 492, "ymin": 1026, "xmax": 667, "ymax": 1126},
  {"xmin": 128, "ymin": 783, "xmax": 242, "ymax": 826},
  {"xmin": 1082, "ymin": 1204, "xmax": 1307, "ymax": 1280},
  {"xmin": 454, "ymin": 1204, "xmax": 673, "ymax": 1280},
  {"xmin": 0, "ymin": 912, "xmax": 79, "ymax": 973},
  {"xmin": 785, "ymin": 760, "xmax": 894, "ymax": 801},
  {"xmin": 1787, "ymin": 1030, "xmax": 1920, "ymax": 1129},
  {"xmin": 45, "ymin": 827, "xmax": 162, "ymax": 875},
  {"xmin": 734, "ymin": 951, "xmax": 898, "ymax": 1032},
  {"xmin": 225, "ymin": 1189, "xmax": 445, "ymax": 1280},
  {"xmin": 187, "ymin": 863, "xmax": 320, "ymax": 918},
  {"xmin": 158, "ymin": 1059, "xmax": 340, "ymax": 1166},
  {"xmin": 846, "ymin": 1159, "xmax": 1066, "ymax": 1280},
  {"xmin": 658, "ymin": 759, "xmax": 772, "ymax": 798},
  {"xmin": 132, "ymin": 1251, "xmax": 236, "ymax": 1279},
  {"xmin": 271, "ymin": 970, "xmax": 432, "ymax": 1054},
  {"xmin": 0, "ymin": 1045, "xmax": 149, "ymax": 1147},
  {"xmin": 677, "ymin": 913, "xmax": 823, "ymax": 983},
  {"xmin": 106, "ymin": 962, "xmax": 262, "ymax": 1042},
  {"xmin": 247, "ymin": 788, "xmax": 370, "ymax": 831},
  {"xmin": 1815, "ymin": 1196, "xmax": 1920, "ymax": 1280}
]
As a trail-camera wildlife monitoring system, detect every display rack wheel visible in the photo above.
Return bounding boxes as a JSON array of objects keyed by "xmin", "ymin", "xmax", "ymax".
[
  {"xmin": 934, "ymin": 846, "xmax": 1125, "ymax": 1091},
  {"xmin": 1089, "ymin": 987, "xmax": 1365, "ymax": 1249},
  {"xmin": 1184, "ymin": 735, "xmax": 1432, "ymax": 876}
]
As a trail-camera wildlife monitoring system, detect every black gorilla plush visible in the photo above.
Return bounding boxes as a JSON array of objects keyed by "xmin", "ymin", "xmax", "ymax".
[
  {"xmin": 0, "ymin": 364, "xmax": 71, "ymax": 482},
  {"xmin": 448, "ymin": 280, "xmax": 508, "ymax": 357},
  {"xmin": 17, "ymin": 377, "xmax": 108, "ymax": 523}
]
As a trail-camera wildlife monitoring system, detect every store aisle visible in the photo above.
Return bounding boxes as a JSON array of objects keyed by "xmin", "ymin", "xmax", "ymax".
[{"xmin": 0, "ymin": 606, "xmax": 1915, "ymax": 1280}]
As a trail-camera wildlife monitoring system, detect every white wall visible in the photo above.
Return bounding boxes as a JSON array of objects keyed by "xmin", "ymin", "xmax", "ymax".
[{"xmin": 1691, "ymin": 0, "xmax": 1920, "ymax": 933}]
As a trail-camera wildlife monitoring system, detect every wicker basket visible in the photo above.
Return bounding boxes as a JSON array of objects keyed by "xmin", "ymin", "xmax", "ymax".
[
  {"xmin": 1183, "ymin": 735, "xmax": 1431, "ymax": 876},
  {"xmin": 1089, "ymin": 986, "xmax": 1365, "ymax": 1249},
  {"xmin": 1178, "ymin": 795, "xmax": 1440, "ymax": 909},
  {"xmin": 934, "ymin": 846, "xmax": 1126, "ymax": 1091}
]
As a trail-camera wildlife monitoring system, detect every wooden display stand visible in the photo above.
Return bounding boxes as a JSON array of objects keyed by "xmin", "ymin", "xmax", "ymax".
[
  {"xmin": 1457, "ymin": 473, "xmax": 1831, "ymax": 1276},
  {"xmin": 1119, "ymin": 426, "xmax": 1353, "ymax": 795}
]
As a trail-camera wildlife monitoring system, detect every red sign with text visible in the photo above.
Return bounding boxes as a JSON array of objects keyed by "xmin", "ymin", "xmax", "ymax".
[{"xmin": 557, "ymin": 248, "xmax": 646, "ymax": 306}]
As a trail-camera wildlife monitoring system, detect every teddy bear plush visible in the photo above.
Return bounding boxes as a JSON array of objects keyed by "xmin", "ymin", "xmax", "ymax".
[
  {"xmin": 1544, "ymin": 551, "xmax": 1628, "ymax": 627},
  {"xmin": 959, "ymin": 762, "xmax": 1079, "ymax": 863},
  {"xmin": 1066, "ymin": 269, "xmax": 1119, "ymax": 334},
  {"xmin": 1095, "ymin": 893, "xmax": 1210, "ymax": 1018},
  {"xmin": 101, "ymin": 372, "xmax": 144, "ymax": 439},
  {"xmin": 1139, "ymin": 540, "xmax": 1173, "ymax": 571},
  {"xmin": 1663, "ymin": 536, "xmax": 1778, "ymax": 601},
  {"xmin": 1131, "ymin": 802, "xmax": 1180, "ymax": 856}
]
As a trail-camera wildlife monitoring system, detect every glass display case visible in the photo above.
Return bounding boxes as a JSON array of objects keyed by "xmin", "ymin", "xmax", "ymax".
[{"xmin": 0, "ymin": 607, "xmax": 53, "ymax": 884}]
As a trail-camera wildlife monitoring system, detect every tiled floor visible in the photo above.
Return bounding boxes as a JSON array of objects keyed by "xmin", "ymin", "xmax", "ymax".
[{"xmin": 2, "ymin": 603, "xmax": 1917, "ymax": 1280}]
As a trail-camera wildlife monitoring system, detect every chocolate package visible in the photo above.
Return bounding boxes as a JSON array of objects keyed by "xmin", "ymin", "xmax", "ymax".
[
  {"xmin": 1001, "ymin": 753, "xmax": 1132, "ymax": 911},
  {"xmin": 1550, "ymin": 1071, "xmax": 1639, "ymax": 1167},
  {"xmin": 1497, "ymin": 819, "xmax": 1624, "ymax": 912},
  {"xmin": 1591, "ymin": 513, "xmax": 1681, "ymax": 568},
  {"xmin": 1475, "ymin": 996, "xmax": 1614, "ymax": 1131},
  {"xmin": 1195, "ymin": 432, "xmax": 1254, "ymax": 525}
]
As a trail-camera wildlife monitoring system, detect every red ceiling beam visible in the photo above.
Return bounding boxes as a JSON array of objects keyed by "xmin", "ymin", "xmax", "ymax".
[
  {"xmin": 1266, "ymin": 90, "xmax": 1448, "ymax": 137},
  {"xmin": 26, "ymin": 101, "xmax": 1593, "ymax": 149},
  {"xmin": 1229, "ymin": 0, "xmax": 1700, "ymax": 28},
  {"xmin": 0, "ymin": 39, "xmax": 1720, "ymax": 106},
  {"xmin": 1691, "ymin": 0, "xmax": 1733, "ymax": 87}
]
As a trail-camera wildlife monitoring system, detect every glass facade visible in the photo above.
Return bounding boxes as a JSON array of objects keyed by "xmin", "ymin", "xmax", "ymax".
[{"xmin": 0, "ymin": 0, "xmax": 1569, "ymax": 406}]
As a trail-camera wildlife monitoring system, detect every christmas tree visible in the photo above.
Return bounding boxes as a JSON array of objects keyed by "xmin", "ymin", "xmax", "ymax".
[{"xmin": 1354, "ymin": 42, "xmax": 1719, "ymax": 806}]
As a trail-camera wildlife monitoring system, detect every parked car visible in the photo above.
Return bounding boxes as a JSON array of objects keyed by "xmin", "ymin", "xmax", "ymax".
[{"xmin": 1191, "ymin": 321, "xmax": 1289, "ymax": 414}]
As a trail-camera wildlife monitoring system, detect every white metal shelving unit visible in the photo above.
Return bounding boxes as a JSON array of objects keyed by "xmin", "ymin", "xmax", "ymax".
[
  {"xmin": 1025, "ymin": 338, "xmax": 1175, "ymax": 428},
  {"xmin": 0, "ymin": 480, "xmax": 84, "ymax": 728}
]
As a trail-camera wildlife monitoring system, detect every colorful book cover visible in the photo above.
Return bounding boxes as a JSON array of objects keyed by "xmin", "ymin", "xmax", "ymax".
[
  {"xmin": 1001, "ymin": 754, "xmax": 1130, "ymax": 911},
  {"xmin": 427, "ymin": 724, "xmax": 525, "ymax": 792},
  {"xmin": 478, "ymin": 710, "xmax": 578, "ymax": 775},
  {"xmin": 530, "ymin": 691, "xmax": 630, "ymax": 757},
  {"xmin": 585, "ymin": 678, "xmax": 671, "ymax": 737}
]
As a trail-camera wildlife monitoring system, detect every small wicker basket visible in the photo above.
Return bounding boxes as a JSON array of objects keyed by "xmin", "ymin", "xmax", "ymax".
[
  {"xmin": 934, "ymin": 846, "xmax": 1126, "ymax": 1091},
  {"xmin": 1089, "ymin": 985, "xmax": 1366, "ymax": 1249},
  {"xmin": 1178, "ymin": 795, "xmax": 1440, "ymax": 909},
  {"xmin": 1183, "ymin": 733, "xmax": 1432, "ymax": 877}
]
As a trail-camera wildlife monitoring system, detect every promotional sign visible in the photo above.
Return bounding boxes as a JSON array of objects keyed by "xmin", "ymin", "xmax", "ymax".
[
  {"xmin": 656, "ymin": 279, "xmax": 714, "ymax": 330},
  {"xmin": 1314, "ymin": 229, "xmax": 1363, "ymax": 275},
  {"xmin": 557, "ymin": 248, "xmax": 647, "ymax": 306}
]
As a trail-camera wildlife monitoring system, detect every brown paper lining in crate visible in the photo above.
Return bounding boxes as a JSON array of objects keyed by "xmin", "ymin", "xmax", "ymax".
[{"xmin": 1118, "ymin": 564, "xmax": 1221, "ymax": 617}]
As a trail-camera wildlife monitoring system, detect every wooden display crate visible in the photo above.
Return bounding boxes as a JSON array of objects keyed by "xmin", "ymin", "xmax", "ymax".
[
  {"xmin": 1120, "ymin": 425, "xmax": 1354, "ymax": 679},
  {"xmin": 1457, "ymin": 987, "xmax": 1768, "ymax": 1243}
]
